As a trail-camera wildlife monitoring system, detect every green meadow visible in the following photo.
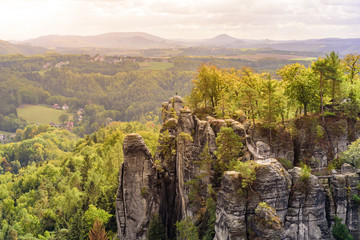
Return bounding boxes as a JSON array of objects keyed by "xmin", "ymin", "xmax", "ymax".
[{"xmin": 17, "ymin": 104, "xmax": 73, "ymax": 124}]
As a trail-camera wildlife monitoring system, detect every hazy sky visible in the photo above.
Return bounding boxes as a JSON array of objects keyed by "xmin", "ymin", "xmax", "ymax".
[{"xmin": 1, "ymin": 0, "xmax": 359, "ymax": 41}]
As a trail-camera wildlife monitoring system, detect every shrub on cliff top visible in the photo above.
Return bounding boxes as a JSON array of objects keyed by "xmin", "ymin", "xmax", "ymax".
[
  {"xmin": 299, "ymin": 163, "xmax": 311, "ymax": 182},
  {"xmin": 231, "ymin": 160, "xmax": 259, "ymax": 195}
]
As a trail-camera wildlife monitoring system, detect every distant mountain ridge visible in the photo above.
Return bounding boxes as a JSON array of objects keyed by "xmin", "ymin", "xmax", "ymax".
[
  {"xmin": 2, "ymin": 32, "xmax": 360, "ymax": 56},
  {"xmin": 0, "ymin": 40, "xmax": 48, "ymax": 55},
  {"xmin": 22, "ymin": 32, "xmax": 181, "ymax": 49}
]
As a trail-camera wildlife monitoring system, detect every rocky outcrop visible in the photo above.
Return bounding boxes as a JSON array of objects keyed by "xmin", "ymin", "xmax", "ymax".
[
  {"xmin": 214, "ymin": 160, "xmax": 336, "ymax": 240},
  {"xmin": 285, "ymin": 167, "xmax": 330, "ymax": 240},
  {"xmin": 248, "ymin": 124, "xmax": 294, "ymax": 163},
  {"xmin": 248, "ymin": 116, "xmax": 360, "ymax": 169},
  {"xmin": 214, "ymin": 159, "xmax": 292, "ymax": 240},
  {"xmin": 156, "ymin": 97, "xmax": 218, "ymax": 238},
  {"xmin": 251, "ymin": 203, "xmax": 287, "ymax": 239},
  {"xmin": 116, "ymin": 96, "xmax": 360, "ymax": 240},
  {"xmin": 330, "ymin": 163, "xmax": 360, "ymax": 239},
  {"xmin": 214, "ymin": 171, "xmax": 247, "ymax": 240},
  {"xmin": 161, "ymin": 95, "xmax": 184, "ymax": 123},
  {"xmin": 116, "ymin": 134, "xmax": 160, "ymax": 240}
]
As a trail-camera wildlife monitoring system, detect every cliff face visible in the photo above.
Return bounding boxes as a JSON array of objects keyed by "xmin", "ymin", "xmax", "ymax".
[
  {"xmin": 116, "ymin": 96, "xmax": 360, "ymax": 239},
  {"xmin": 249, "ymin": 116, "xmax": 360, "ymax": 168},
  {"xmin": 214, "ymin": 159, "xmax": 291, "ymax": 240},
  {"xmin": 116, "ymin": 134, "xmax": 160, "ymax": 240}
]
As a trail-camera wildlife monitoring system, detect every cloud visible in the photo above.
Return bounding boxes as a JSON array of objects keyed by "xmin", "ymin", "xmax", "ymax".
[{"xmin": 0, "ymin": 0, "xmax": 359, "ymax": 40}]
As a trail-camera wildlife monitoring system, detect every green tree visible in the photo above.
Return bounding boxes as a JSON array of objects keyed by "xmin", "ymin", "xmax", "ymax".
[
  {"xmin": 312, "ymin": 57, "xmax": 330, "ymax": 121},
  {"xmin": 277, "ymin": 63, "xmax": 317, "ymax": 116},
  {"xmin": 259, "ymin": 74, "xmax": 283, "ymax": 139},
  {"xmin": 238, "ymin": 67, "xmax": 262, "ymax": 125},
  {"xmin": 147, "ymin": 214, "xmax": 166, "ymax": 240},
  {"xmin": 342, "ymin": 53, "xmax": 360, "ymax": 117},
  {"xmin": 58, "ymin": 113, "xmax": 69, "ymax": 124},
  {"xmin": 342, "ymin": 53, "xmax": 360, "ymax": 85},
  {"xmin": 340, "ymin": 138, "xmax": 360, "ymax": 168},
  {"xmin": 215, "ymin": 127, "xmax": 243, "ymax": 173},
  {"xmin": 325, "ymin": 51, "xmax": 342, "ymax": 111},
  {"xmin": 332, "ymin": 215, "xmax": 353, "ymax": 240},
  {"xmin": 190, "ymin": 64, "xmax": 225, "ymax": 109},
  {"xmin": 176, "ymin": 218, "xmax": 199, "ymax": 240}
]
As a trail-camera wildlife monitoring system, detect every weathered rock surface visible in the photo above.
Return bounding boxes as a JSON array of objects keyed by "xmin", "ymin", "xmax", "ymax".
[
  {"xmin": 214, "ymin": 159, "xmax": 291, "ymax": 240},
  {"xmin": 248, "ymin": 124, "xmax": 294, "ymax": 163},
  {"xmin": 330, "ymin": 163, "xmax": 360, "ymax": 238},
  {"xmin": 162, "ymin": 95, "xmax": 184, "ymax": 122},
  {"xmin": 214, "ymin": 171, "xmax": 247, "ymax": 240},
  {"xmin": 116, "ymin": 134, "xmax": 160, "ymax": 240},
  {"xmin": 156, "ymin": 97, "xmax": 218, "ymax": 238},
  {"xmin": 285, "ymin": 167, "xmax": 330, "ymax": 240},
  {"xmin": 248, "ymin": 116, "xmax": 360, "ymax": 169},
  {"xmin": 250, "ymin": 203, "xmax": 287, "ymax": 240}
]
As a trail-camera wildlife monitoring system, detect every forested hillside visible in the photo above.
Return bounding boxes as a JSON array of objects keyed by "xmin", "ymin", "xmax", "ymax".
[
  {"xmin": 0, "ymin": 52, "xmax": 315, "ymax": 136},
  {"xmin": 0, "ymin": 121, "xmax": 159, "ymax": 239}
]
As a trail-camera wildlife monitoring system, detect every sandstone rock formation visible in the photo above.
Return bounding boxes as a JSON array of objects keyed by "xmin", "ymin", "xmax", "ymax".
[
  {"xmin": 285, "ymin": 167, "xmax": 330, "ymax": 240},
  {"xmin": 116, "ymin": 134, "xmax": 160, "ymax": 240},
  {"xmin": 116, "ymin": 96, "xmax": 360, "ymax": 239}
]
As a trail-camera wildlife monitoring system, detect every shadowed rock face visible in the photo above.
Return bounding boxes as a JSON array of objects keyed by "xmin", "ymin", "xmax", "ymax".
[{"xmin": 116, "ymin": 134, "xmax": 160, "ymax": 240}]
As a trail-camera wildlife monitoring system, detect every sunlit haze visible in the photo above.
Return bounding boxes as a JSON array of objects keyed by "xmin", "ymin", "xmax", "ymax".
[{"xmin": 1, "ymin": 0, "xmax": 360, "ymax": 41}]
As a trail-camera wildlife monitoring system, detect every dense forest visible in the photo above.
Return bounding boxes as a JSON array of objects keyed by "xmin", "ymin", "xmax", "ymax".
[
  {"xmin": 188, "ymin": 52, "xmax": 360, "ymax": 126},
  {"xmin": 0, "ymin": 122, "xmax": 160, "ymax": 239}
]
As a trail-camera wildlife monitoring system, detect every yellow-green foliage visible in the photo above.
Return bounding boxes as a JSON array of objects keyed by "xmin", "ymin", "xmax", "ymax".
[
  {"xmin": 175, "ymin": 218, "xmax": 199, "ymax": 240},
  {"xmin": 0, "ymin": 122, "xmax": 159, "ymax": 239},
  {"xmin": 158, "ymin": 130, "xmax": 176, "ymax": 164},
  {"xmin": 231, "ymin": 160, "xmax": 259, "ymax": 195},
  {"xmin": 300, "ymin": 163, "xmax": 311, "ymax": 182},
  {"xmin": 316, "ymin": 125, "xmax": 325, "ymax": 138},
  {"xmin": 340, "ymin": 138, "xmax": 360, "ymax": 168},
  {"xmin": 255, "ymin": 202, "xmax": 282, "ymax": 230},
  {"xmin": 178, "ymin": 132, "xmax": 193, "ymax": 143},
  {"xmin": 169, "ymin": 107, "xmax": 178, "ymax": 119}
]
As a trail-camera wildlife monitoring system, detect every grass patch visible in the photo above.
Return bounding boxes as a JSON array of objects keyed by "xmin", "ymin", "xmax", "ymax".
[
  {"xmin": 291, "ymin": 57, "xmax": 317, "ymax": 61},
  {"xmin": 0, "ymin": 131, "xmax": 13, "ymax": 135},
  {"xmin": 17, "ymin": 104, "xmax": 73, "ymax": 125},
  {"xmin": 139, "ymin": 61, "xmax": 173, "ymax": 70}
]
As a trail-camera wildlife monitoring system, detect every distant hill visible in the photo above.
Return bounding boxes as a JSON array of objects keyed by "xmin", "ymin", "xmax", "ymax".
[
  {"xmin": 270, "ymin": 38, "xmax": 360, "ymax": 55},
  {"xmin": 22, "ymin": 32, "xmax": 181, "ymax": 49},
  {"xmin": 199, "ymin": 35, "xmax": 360, "ymax": 55},
  {"xmin": 202, "ymin": 34, "xmax": 243, "ymax": 47},
  {"xmin": 0, "ymin": 40, "xmax": 48, "ymax": 55},
  {"xmin": 16, "ymin": 32, "xmax": 360, "ymax": 56}
]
